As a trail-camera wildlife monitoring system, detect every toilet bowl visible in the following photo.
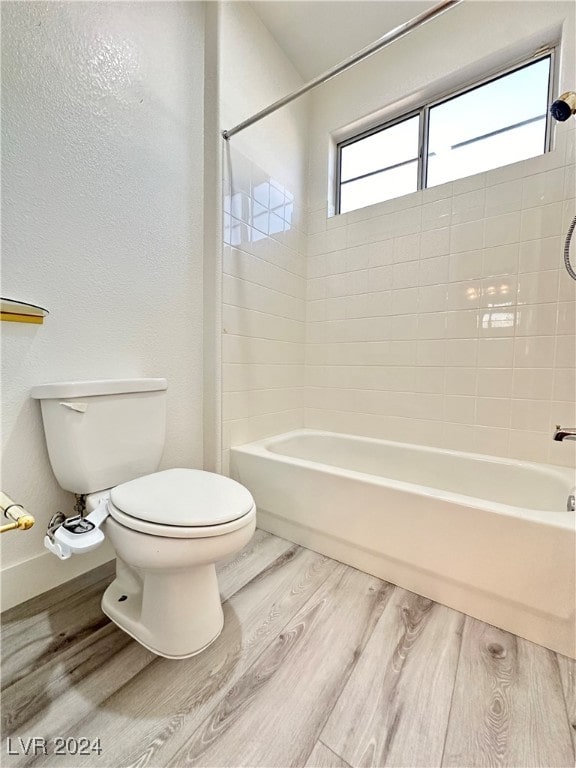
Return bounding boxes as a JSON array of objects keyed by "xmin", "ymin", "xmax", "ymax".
[
  {"xmin": 93, "ymin": 469, "xmax": 256, "ymax": 658},
  {"xmin": 31, "ymin": 379, "xmax": 256, "ymax": 658}
]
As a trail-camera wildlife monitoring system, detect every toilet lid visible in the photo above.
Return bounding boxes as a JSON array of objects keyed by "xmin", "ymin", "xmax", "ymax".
[{"xmin": 109, "ymin": 468, "xmax": 255, "ymax": 527}]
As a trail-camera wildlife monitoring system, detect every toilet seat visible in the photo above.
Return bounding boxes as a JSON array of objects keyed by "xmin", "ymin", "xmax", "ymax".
[{"xmin": 108, "ymin": 468, "xmax": 256, "ymax": 538}]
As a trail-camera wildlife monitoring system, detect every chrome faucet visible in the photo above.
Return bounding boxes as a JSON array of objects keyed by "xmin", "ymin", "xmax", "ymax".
[{"xmin": 553, "ymin": 425, "xmax": 576, "ymax": 441}]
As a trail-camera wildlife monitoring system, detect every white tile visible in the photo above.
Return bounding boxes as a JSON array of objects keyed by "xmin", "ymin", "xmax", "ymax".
[
  {"xmin": 447, "ymin": 281, "xmax": 481, "ymax": 310},
  {"xmin": 478, "ymin": 307, "xmax": 516, "ymax": 338},
  {"xmin": 452, "ymin": 172, "xmax": 486, "ymax": 195},
  {"xmin": 477, "ymin": 368, "xmax": 512, "ymax": 398},
  {"xmin": 484, "ymin": 211, "xmax": 520, "ymax": 248},
  {"xmin": 394, "ymin": 189, "xmax": 423, "ymax": 211},
  {"xmin": 369, "ymin": 265, "xmax": 392, "ymax": 292},
  {"xmin": 520, "ymin": 201, "xmax": 563, "ymax": 241},
  {"xmin": 413, "ymin": 366, "xmax": 445, "ymax": 393},
  {"xmin": 509, "ymin": 430, "xmax": 549, "ymax": 463},
  {"xmin": 391, "ymin": 287, "xmax": 419, "ymax": 315},
  {"xmin": 557, "ymin": 301, "xmax": 576, "ymax": 335},
  {"xmin": 367, "ymin": 290, "xmax": 392, "ymax": 317},
  {"xmin": 555, "ymin": 334, "xmax": 576, "ymax": 368},
  {"xmin": 559, "ymin": 272, "xmax": 576, "ymax": 302},
  {"xmin": 485, "ymin": 159, "xmax": 525, "ymax": 186},
  {"xmin": 515, "ymin": 304, "xmax": 558, "ymax": 336},
  {"xmin": 346, "ymin": 196, "xmax": 395, "ymax": 224},
  {"xmin": 473, "ymin": 426, "xmax": 509, "ymax": 457},
  {"xmin": 443, "ymin": 395, "xmax": 476, "ymax": 424},
  {"xmin": 521, "ymin": 168, "xmax": 565, "ymax": 209},
  {"xmin": 392, "ymin": 207, "xmax": 421, "ymax": 237},
  {"xmin": 514, "ymin": 336, "xmax": 556, "ymax": 368},
  {"xmin": 476, "ymin": 397, "xmax": 511, "ymax": 428},
  {"xmin": 451, "ymin": 188, "xmax": 485, "ymax": 225},
  {"xmin": 564, "ymin": 161, "xmax": 575, "ymax": 201},
  {"xmin": 417, "ymin": 312, "xmax": 446, "ymax": 339},
  {"xmin": 422, "ymin": 180, "xmax": 453, "ymax": 202},
  {"xmin": 347, "ymin": 214, "xmax": 393, "ymax": 247},
  {"xmin": 517, "ymin": 270, "xmax": 559, "ymax": 305},
  {"xmin": 392, "ymin": 233, "xmax": 420, "ymax": 263},
  {"xmin": 420, "ymin": 227, "xmax": 450, "ymax": 259},
  {"xmin": 510, "ymin": 399, "xmax": 551, "ymax": 432},
  {"xmin": 551, "ymin": 400, "xmax": 576, "ymax": 425},
  {"xmin": 480, "ymin": 276, "xmax": 517, "ymax": 308},
  {"xmin": 307, "ymin": 227, "xmax": 347, "ymax": 257},
  {"xmin": 448, "ymin": 250, "xmax": 483, "ymax": 282},
  {"xmin": 481, "ymin": 244, "xmax": 519, "ymax": 277},
  {"xmin": 223, "ymin": 305, "xmax": 305, "ymax": 343},
  {"xmin": 445, "ymin": 338, "xmax": 478, "ymax": 366},
  {"xmin": 512, "ymin": 368, "xmax": 554, "ymax": 400},
  {"xmin": 562, "ymin": 198, "xmax": 576, "ymax": 231},
  {"xmin": 418, "ymin": 284, "xmax": 448, "ymax": 313},
  {"xmin": 548, "ymin": 439, "xmax": 576, "ymax": 468},
  {"xmin": 422, "ymin": 198, "xmax": 451, "ymax": 231},
  {"xmin": 305, "ymin": 208, "xmax": 327, "ymax": 235},
  {"xmin": 416, "ymin": 339, "xmax": 446, "ymax": 366},
  {"xmin": 388, "ymin": 312, "xmax": 417, "ymax": 339},
  {"xmin": 442, "ymin": 422, "xmax": 476, "ymax": 451},
  {"xmin": 445, "ymin": 367, "xmax": 477, "ymax": 395},
  {"xmin": 392, "ymin": 261, "xmax": 419, "ymax": 289},
  {"xmin": 388, "ymin": 340, "xmax": 417, "ymax": 365},
  {"xmin": 368, "ymin": 239, "xmax": 394, "ymax": 268},
  {"xmin": 484, "ymin": 179, "xmax": 522, "ymax": 217},
  {"xmin": 478, "ymin": 338, "xmax": 514, "ymax": 367},
  {"xmin": 519, "ymin": 237, "xmax": 562, "ymax": 272},
  {"xmin": 419, "ymin": 255, "xmax": 449, "ymax": 286},
  {"xmin": 446, "ymin": 309, "xmax": 479, "ymax": 339},
  {"xmin": 451, "ymin": 219, "xmax": 484, "ymax": 253}
]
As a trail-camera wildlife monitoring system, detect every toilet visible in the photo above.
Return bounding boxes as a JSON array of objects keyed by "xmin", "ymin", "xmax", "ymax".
[{"xmin": 31, "ymin": 378, "xmax": 256, "ymax": 659}]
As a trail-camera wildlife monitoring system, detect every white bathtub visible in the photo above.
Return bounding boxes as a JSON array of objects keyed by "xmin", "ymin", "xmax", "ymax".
[{"xmin": 230, "ymin": 429, "xmax": 576, "ymax": 658}]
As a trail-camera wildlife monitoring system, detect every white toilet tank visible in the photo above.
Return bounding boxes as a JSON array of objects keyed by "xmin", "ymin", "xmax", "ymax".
[{"xmin": 31, "ymin": 379, "xmax": 167, "ymax": 494}]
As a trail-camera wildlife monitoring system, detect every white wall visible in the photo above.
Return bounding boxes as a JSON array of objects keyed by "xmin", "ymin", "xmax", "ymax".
[
  {"xmin": 304, "ymin": 0, "xmax": 576, "ymax": 468},
  {"xmin": 1, "ymin": 1, "xmax": 206, "ymax": 609},
  {"xmin": 219, "ymin": 2, "xmax": 309, "ymax": 473}
]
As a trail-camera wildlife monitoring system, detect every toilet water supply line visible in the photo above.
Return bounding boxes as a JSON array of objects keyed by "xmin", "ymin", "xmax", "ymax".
[
  {"xmin": 45, "ymin": 498, "xmax": 110, "ymax": 560},
  {"xmin": 0, "ymin": 492, "xmax": 35, "ymax": 534}
]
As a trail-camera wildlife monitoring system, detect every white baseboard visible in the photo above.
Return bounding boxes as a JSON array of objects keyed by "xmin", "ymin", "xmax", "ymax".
[{"xmin": 1, "ymin": 541, "xmax": 115, "ymax": 612}]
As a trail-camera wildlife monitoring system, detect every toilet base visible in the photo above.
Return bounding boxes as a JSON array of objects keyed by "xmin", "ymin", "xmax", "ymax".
[{"xmin": 102, "ymin": 558, "xmax": 225, "ymax": 658}]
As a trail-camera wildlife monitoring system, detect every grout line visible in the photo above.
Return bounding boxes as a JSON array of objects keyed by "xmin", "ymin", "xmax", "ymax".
[{"xmin": 223, "ymin": 302, "xmax": 306, "ymax": 326}]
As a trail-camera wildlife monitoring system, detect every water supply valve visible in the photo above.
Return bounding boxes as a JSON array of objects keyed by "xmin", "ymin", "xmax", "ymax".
[{"xmin": 44, "ymin": 500, "xmax": 109, "ymax": 559}]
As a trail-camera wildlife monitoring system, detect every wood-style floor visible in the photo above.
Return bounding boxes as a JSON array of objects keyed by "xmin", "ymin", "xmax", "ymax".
[{"xmin": 2, "ymin": 529, "xmax": 575, "ymax": 768}]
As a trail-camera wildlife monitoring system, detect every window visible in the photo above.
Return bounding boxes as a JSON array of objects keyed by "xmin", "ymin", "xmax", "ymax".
[{"xmin": 337, "ymin": 53, "xmax": 553, "ymax": 214}]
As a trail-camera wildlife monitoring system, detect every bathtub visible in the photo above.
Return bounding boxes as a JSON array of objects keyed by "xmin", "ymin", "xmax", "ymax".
[{"xmin": 230, "ymin": 429, "xmax": 576, "ymax": 658}]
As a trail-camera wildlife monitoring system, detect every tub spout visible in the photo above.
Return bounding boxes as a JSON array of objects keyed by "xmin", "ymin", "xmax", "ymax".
[{"xmin": 553, "ymin": 425, "xmax": 576, "ymax": 441}]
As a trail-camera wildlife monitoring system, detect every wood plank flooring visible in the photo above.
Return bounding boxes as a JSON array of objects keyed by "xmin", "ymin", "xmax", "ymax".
[{"xmin": 1, "ymin": 529, "xmax": 575, "ymax": 768}]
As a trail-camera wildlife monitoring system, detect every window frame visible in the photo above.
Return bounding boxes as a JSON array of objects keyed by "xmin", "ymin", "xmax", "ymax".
[{"xmin": 335, "ymin": 48, "xmax": 556, "ymax": 215}]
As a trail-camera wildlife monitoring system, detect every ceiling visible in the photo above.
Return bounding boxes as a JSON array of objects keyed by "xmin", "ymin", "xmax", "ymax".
[{"xmin": 250, "ymin": 1, "xmax": 440, "ymax": 81}]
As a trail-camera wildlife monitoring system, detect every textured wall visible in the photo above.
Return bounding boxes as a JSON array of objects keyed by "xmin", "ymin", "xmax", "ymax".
[{"xmin": 1, "ymin": 1, "xmax": 206, "ymax": 608}]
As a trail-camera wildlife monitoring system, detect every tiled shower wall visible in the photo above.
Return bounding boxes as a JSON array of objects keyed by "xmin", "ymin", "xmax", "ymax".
[
  {"xmin": 304, "ymin": 120, "xmax": 576, "ymax": 468},
  {"xmin": 221, "ymin": 147, "xmax": 306, "ymax": 473},
  {"xmin": 219, "ymin": 3, "xmax": 308, "ymax": 474}
]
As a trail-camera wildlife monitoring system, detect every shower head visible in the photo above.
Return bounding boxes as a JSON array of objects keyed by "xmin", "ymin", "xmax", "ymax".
[{"xmin": 550, "ymin": 91, "xmax": 576, "ymax": 121}]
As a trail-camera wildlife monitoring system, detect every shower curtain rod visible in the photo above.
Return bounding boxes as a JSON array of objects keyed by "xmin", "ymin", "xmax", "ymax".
[{"xmin": 222, "ymin": 0, "xmax": 462, "ymax": 141}]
